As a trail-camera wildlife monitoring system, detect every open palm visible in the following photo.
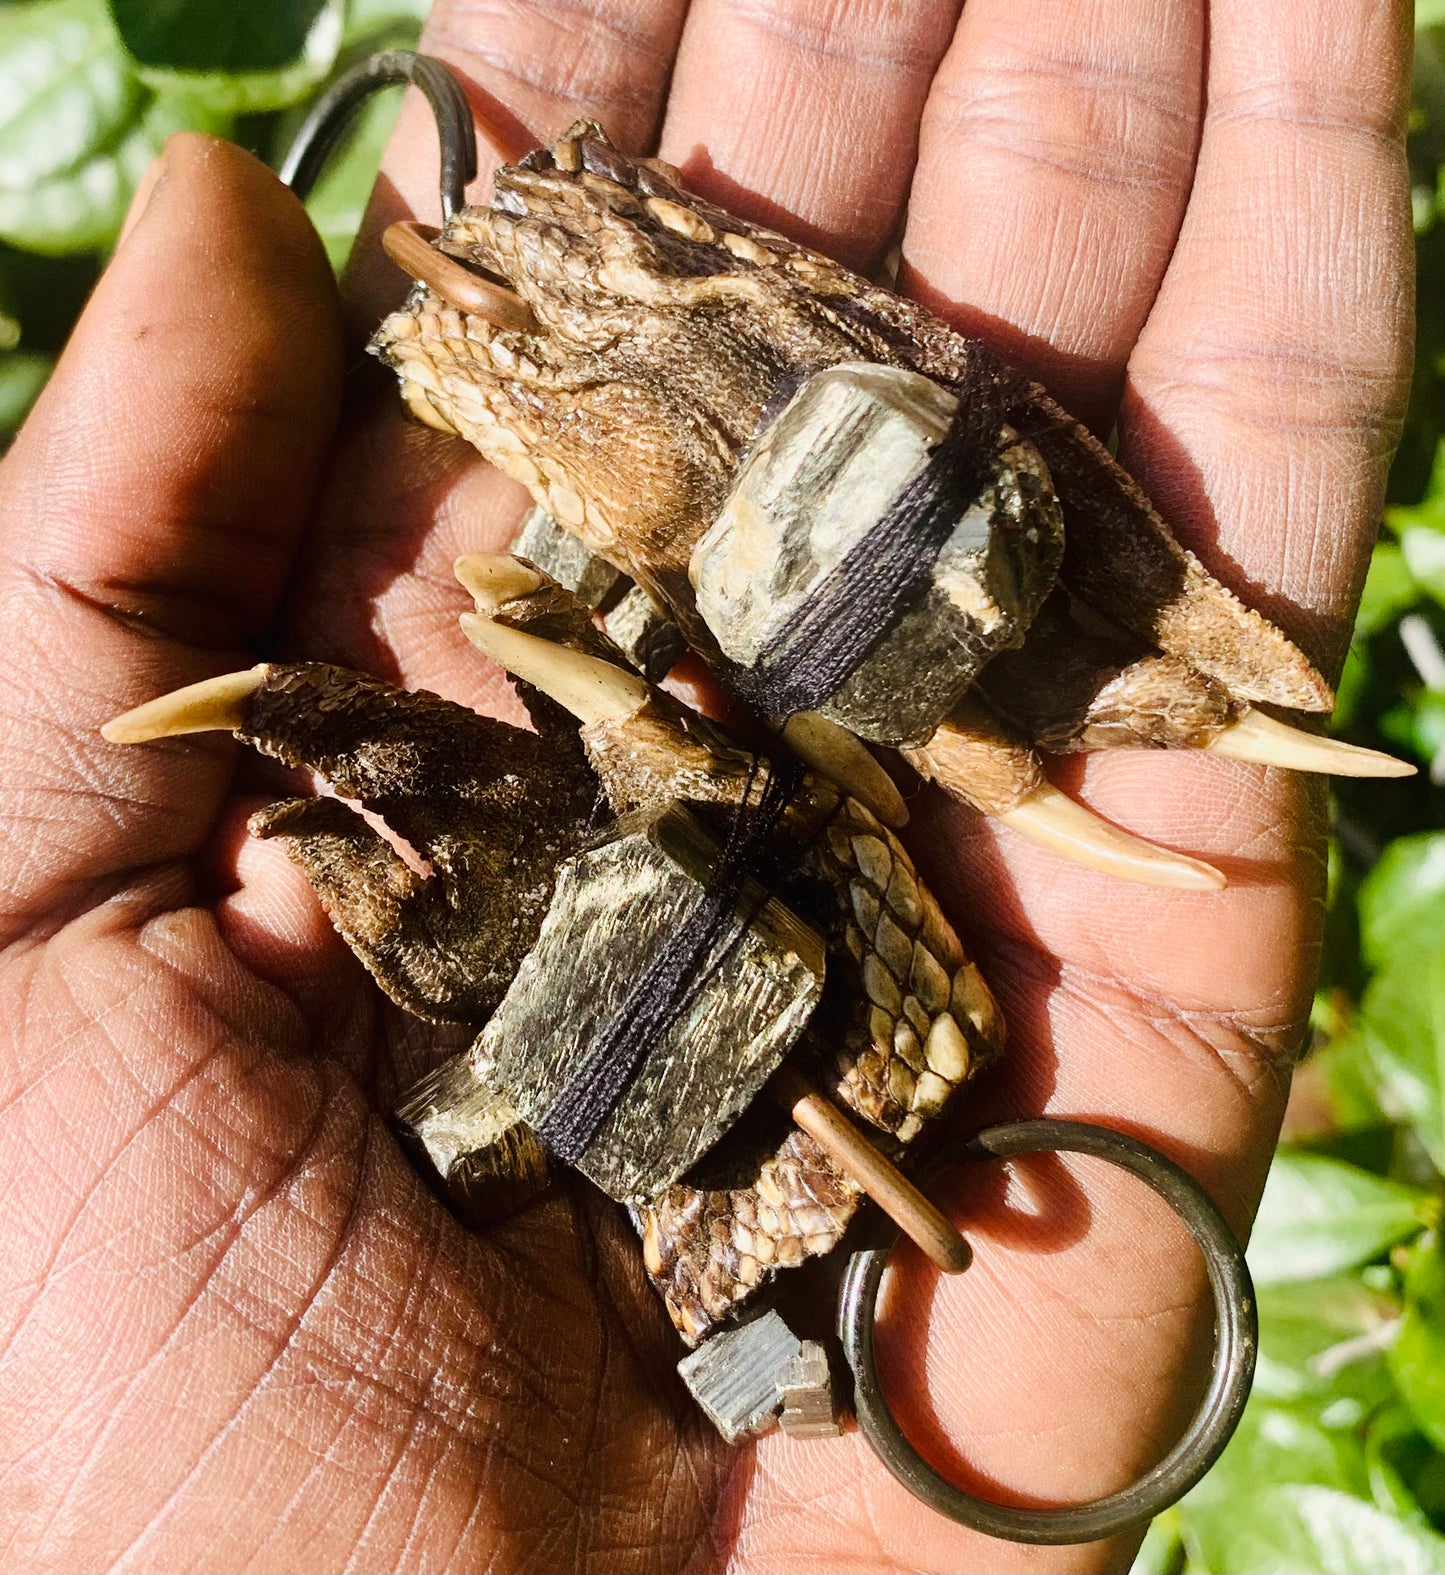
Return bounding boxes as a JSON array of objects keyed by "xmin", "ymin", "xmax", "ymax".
[{"xmin": 0, "ymin": 1, "xmax": 1413, "ymax": 1570}]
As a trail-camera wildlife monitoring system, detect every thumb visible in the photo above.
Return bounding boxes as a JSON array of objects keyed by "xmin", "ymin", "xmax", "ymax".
[{"xmin": 0, "ymin": 134, "xmax": 344, "ymax": 946}]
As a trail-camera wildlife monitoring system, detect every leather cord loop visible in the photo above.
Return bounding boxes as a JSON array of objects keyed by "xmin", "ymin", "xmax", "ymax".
[{"xmin": 837, "ymin": 1118, "xmax": 1257, "ymax": 1545}]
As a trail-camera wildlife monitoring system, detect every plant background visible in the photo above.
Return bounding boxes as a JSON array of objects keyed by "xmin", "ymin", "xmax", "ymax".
[{"xmin": 1, "ymin": 2, "xmax": 1444, "ymax": 1570}]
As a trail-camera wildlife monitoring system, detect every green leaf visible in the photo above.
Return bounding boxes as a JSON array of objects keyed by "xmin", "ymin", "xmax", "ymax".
[
  {"xmin": 1391, "ymin": 1233, "xmax": 1445, "ymax": 1453},
  {"xmin": 1389, "ymin": 447, "xmax": 1445, "ymax": 539},
  {"xmin": 343, "ymin": 0, "xmax": 431, "ymax": 35},
  {"xmin": 0, "ymin": 0, "xmax": 140, "ymax": 189},
  {"xmin": 1361, "ymin": 833, "xmax": 1445, "ymax": 971},
  {"xmin": 1188, "ymin": 1402, "xmax": 1372, "ymax": 1507},
  {"xmin": 110, "ymin": 0, "xmax": 328, "ymax": 73},
  {"xmin": 1131, "ymin": 1512, "xmax": 1185, "ymax": 1575},
  {"xmin": 1382, "ymin": 688, "xmax": 1445, "ymax": 769},
  {"xmin": 1178, "ymin": 1401, "xmax": 1383, "ymax": 1569},
  {"xmin": 0, "ymin": 349, "xmax": 51, "ymax": 434},
  {"xmin": 0, "ymin": 90, "xmax": 230, "ymax": 255},
  {"xmin": 1366, "ymin": 1405, "xmax": 1440, "ymax": 1525},
  {"xmin": 1312, "ymin": 1030, "xmax": 1394, "ymax": 1132},
  {"xmin": 1254, "ymin": 1275, "xmax": 1400, "ymax": 1406},
  {"xmin": 1183, "ymin": 1485, "xmax": 1445, "ymax": 1574},
  {"xmin": 1403, "ymin": 526, "xmax": 1445, "ymax": 606},
  {"xmin": 1363, "ymin": 948, "xmax": 1445, "ymax": 1171},
  {"xmin": 1421, "ymin": 0, "xmax": 1445, "ymax": 29},
  {"xmin": 128, "ymin": 0, "xmax": 344, "ymax": 114},
  {"xmin": 1249, "ymin": 1151, "xmax": 1430, "ymax": 1285},
  {"xmin": 1357, "ymin": 543, "xmax": 1421, "ymax": 639}
]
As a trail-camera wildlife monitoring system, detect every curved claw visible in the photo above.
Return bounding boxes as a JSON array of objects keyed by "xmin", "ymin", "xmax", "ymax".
[
  {"xmin": 908, "ymin": 697, "xmax": 1225, "ymax": 889},
  {"xmin": 459, "ymin": 611, "xmax": 648, "ymax": 723},
  {"xmin": 1205, "ymin": 709, "xmax": 1415, "ymax": 779},
  {"xmin": 106, "ymin": 660, "xmax": 600, "ymax": 1024},
  {"xmin": 454, "ymin": 552, "xmax": 544, "ymax": 611},
  {"xmin": 998, "ymin": 784, "xmax": 1226, "ymax": 892},
  {"xmin": 457, "ymin": 558, "xmax": 913, "ymax": 827},
  {"xmin": 101, "ymin": 666, "xmax": 268, "ymax": 743},
  {"xmin": 776, "ymin": 711, "xmax": 908, "ymax": 829}
]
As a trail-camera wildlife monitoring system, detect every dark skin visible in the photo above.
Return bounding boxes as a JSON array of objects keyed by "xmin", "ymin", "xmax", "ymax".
[{"xmin": 0, "ymin": 2, "xmax": 1414, "ymax": 1569}]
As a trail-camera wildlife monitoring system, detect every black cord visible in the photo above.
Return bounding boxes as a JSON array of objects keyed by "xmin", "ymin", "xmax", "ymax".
[
  {"xmin": 729, "ymin": 353, "xmax": 1022, "ymax": 720},
  {"xmin": 279, "ymin": 50, "xmax": 477, "ymax": 222},
  {"xmin": 537, "ymin": 760, "xmax": 803, "ymax": 1164}
]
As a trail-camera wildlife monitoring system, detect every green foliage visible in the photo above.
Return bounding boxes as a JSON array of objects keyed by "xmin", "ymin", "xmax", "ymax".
[
  {"xmin": 110, "ymin": 0, "xmax": 332, "ymax": 73},
  {"xmin": 1392, "ymin": 1234, "xmax": 1445, "ymax": 1454},
  {"xmin": 0, "ymin": 350, "xmax": 50, "ymax": 429},
  {"xmin": 0, "ymin": 0, "xmax": 423, "ymax": 433},
  {"xmin": 0, "ymin": 0, "xmax": 139, "ymax": 188},
  {"xmin": 1185, "ymin": 1487, "xmax": 1445, "ymax": 1574},
  {"xmin": 1140, "ymin": 23, "xmax": 1445, "ymax": 1553},
  {"xmin": 1249, "ymin": 1154, "xmax": 1433, "ymax": 1286},
  {"xmin": 122, "ymin": 0, "xmax": 347, "ymax": 115}
]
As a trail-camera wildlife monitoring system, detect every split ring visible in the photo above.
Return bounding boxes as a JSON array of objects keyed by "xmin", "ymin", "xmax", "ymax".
[
  {"xmin": 837, "ymin": 1118, "xmax": 1257, "ymax": 1545},
  {"xmin": 279, "ymin": 50, "xmax": 478, "ymax": 222}
]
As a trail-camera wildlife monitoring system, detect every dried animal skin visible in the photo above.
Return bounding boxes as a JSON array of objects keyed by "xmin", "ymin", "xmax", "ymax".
[
  {"xmin": 979, "ymin": 596, "xmax": 1241, "ymax": 756},
  {"xmin": 643, "ymin": 1129, "xmax": 860, "ymax": 1345},
  {"xmin": 372, "ymin": 118, "xmax": 1333, "ymax": 723},
  {"xmin": 239, "ymin": 662, "xmax": 598, "ymax": 1024},
  {"xmin": 490, "ymin": 574, "xmax": 1005, "ymax": 1136},
  {"xmin": 576, "ymin": 703, "xmax": 1001, "ymax": 1137},
  {"xmin": 103, "ymin": 563, "xmax": 1001, "ymax": 1343},
  {"xmin": 473, "ymin": 570, "xmax": 1001, "ymax": 1339}
]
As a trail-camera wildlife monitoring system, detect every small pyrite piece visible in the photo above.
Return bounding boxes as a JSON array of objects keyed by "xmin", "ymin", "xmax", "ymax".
[
  {"xmin": 392, "ymin": 1051, "xmax": 550, "ymax": 1225},
  {"xmin": 778, "ymin": 1341, "xmax": 841, "ymax": 1438},
  {"xmin": 474, "ymin": 803, "xmax": 826, "ymax": 1202},
  {"xmin": 513, "ymin": 505, "xmax": 624, "ymax": 610},
  {"xmin": 602, "ymin": 582, "xmax": 688, "ymax": 682},
  {"xmin": 512, "ymin": 508, "xmax": 685, "ymax": 680},
  {"xmin": 690, "ymin": 364, "xmax": 1063, "ymax": 747},
  {"xmin": 676, "ymin": 1308, "xmax": 803, "ymax": 1443}
]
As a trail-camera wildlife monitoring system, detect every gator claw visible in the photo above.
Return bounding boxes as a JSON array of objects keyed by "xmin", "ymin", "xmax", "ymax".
[{"xmin": 106, "ymin": 662, "xmax": 599, "ymax": 1022}]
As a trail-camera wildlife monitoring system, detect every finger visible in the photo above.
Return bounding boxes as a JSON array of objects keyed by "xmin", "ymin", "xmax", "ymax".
[
  {"xmin": 0, "ymin": 134, "xmax": 343, "ymax": 944},
  {"xmin": 346, "ymin": 0, "xmax": 691, "ymax": 323},
  {"xmin": 1121, "ymin": 0, "xmax": 1414, "ymax": 667},
  {"xmin": 901, "ymin": 0, "xmax": 1205, "ymax": 429},
  {"xmin": 658, "ymin": 0, "xmax": 963, "ymax": 273},
  {"xmin": 209, "ymin": 798, "xmax": 368, "ymax": 1034}
]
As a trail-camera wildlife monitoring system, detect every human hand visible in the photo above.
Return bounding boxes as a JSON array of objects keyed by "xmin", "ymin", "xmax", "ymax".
[{"xmin": 0, "ymin": 2, "xmax": 1413, "ymax": 1570}]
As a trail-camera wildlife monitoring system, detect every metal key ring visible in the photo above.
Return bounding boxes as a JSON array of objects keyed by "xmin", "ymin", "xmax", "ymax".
[
  {"xmin": 838, "ymin": 1118, "xmax": 1257, "ymax": 1546},
  {"xmin": 280, "ymin": 50, "xmax": 478, "ymax": 221}
]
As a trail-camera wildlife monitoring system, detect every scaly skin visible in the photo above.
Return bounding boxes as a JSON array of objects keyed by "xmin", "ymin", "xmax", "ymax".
[
  {"xmin": 0, "ymin": 1, "xmax": 1412, "ymax": 1564},
  {"xmin": 179, "ymin": 562, "xmax": 1003, "ymax": 1345},
  {"xmin": 373, "ymin": 119, "xmax": 1334, "ymax": 719}
]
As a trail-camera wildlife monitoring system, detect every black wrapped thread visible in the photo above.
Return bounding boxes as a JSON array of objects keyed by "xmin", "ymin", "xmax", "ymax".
[
  {"xmin": 729, "ymin": 357, "xmax": 1020, "ymax": 720},
  {"xmin": 536, "ymin": 760, "xmax": 804, "ymax": 1164}
]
